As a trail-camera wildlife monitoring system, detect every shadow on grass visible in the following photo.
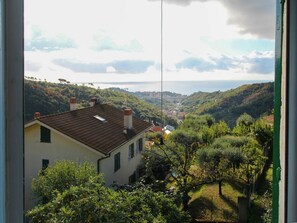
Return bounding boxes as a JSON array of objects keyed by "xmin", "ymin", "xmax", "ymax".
[
  {"xmin": 189, "ymin": 196, "xmax": 215, "ymax": 220},
  {"xmin": 227, "ymin": 180, "xmax": 244, "ymax": 194},
  {"xmin": 220, "ymin": 195, "xmax": 238, "ymax": 212}
]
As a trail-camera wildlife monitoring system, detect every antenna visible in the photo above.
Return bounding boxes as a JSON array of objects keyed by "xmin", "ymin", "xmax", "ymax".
[
  {"xmin": 124, "ymin": 88, "xmax": 129, "ymax": 107},
  {"xmin": 160, "ymin": 0, "xmax": 164, "ymax": 127}
]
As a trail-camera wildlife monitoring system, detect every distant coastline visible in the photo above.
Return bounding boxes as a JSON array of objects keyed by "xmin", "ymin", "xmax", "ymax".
[{"xmin": 75, "ymin": 80, "xmax": 273, "ymax": 95}]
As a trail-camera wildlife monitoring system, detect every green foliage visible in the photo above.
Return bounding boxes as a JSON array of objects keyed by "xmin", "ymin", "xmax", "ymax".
[
  {"xmin": 27, "ymin": 161, "xmax": 190, "ymax": 223},
  {"xmin": 182, "ymin": 82, "xmax": 274, "ymax": 127},
  {"xmin": 24, "ymin": 80, "xmax": 177, "ymax": 126},
  {"xmin": 146, "ymin": 131, "xmax": 163, "ymax": 141},
  {"xmin": 235, "ymin": 113, "xmax": 255, "ymax": 127},
  {"xmin": 142, "ymin": 148, "xmax": 171, "ymax": 182},
  {"xmin": 251, "ymin": 118, "xmax": 273, "ymax": 151},
  {"xmin": 32, "ymin": 161, "xmax": 101, "ymax": 204}
]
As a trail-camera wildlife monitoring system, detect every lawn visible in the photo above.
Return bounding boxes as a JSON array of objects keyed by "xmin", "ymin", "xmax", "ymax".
[{"xmin": 188, "ymin": 181, "xmax": 244, "ymax": 222}]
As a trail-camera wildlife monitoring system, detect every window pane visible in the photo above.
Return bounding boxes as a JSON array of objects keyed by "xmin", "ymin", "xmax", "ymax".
[
  {"xmin": 40, "ymin": 126, "xmax": 51, "ymax": 143},
  {"xmin": 114, "ymin": 152, "xmax": 120, "ymax": 172}
]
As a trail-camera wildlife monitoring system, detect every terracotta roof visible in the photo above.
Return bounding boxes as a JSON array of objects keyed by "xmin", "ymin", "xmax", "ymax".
[
  {"xmin": 33, "ymin": 104, "xmax": 152, "ymax": 155},
  {"xmin": 150, "ymin": 126, "xmax": 163, "ymax": 132}
]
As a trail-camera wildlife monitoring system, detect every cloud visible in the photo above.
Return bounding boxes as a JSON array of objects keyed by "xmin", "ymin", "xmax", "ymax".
[
  {"xmin": 148, "ymin": 0, "xmax": 275, "ymax": 39},
  {"xmin": 53, "ymin": 59, "xmax": 155, "ymax": 74},
  {"xmin": 175, "ymin": 52, "xmax": 274, "ymax": 74},
  {"xmin": 246, "ymin": 57, "xmax": 274, "ymax": 74},
  {"xmin": 25, "ymin": 26, "xmax": 77, "ymax": 51},
  {"xmin": 176, "ymin": 55, "xmax": 236, "ymax": 72},
  {"xmin": 223, "ymin": 0, "xmax": 275, "ymax": 39},
  {"xmin": 93, "ymin": 36, "xmax": 143, "ymax": 52}
]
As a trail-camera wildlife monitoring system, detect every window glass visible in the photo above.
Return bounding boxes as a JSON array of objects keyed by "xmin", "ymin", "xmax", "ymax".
[
  {"xmin": 128, "ymin": 143, "xmax": 134, "ymax": 159},
  {"xmin": 138, "ymin": 138, "xmax": 143, "ymax": 152},
  {"xmin": 40, "ymin": 126, "xmax": 51, "ymax": 143},
  {"xmin": 114, "ymin": 152, "xmax": 120, "ymax": 172},
  {"xmin": 42, "ymin": 159, "xmax": 49, "ymax": 170}
]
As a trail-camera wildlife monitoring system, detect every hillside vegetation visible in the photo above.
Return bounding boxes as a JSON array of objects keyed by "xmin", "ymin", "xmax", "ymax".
[
  {"xmin": 182, "ymin": 82, "xmax": 274, "ymax": 126},
  {"xmin": 24, "ymin": 80, "xmax": 177, "ymax": 126},
  {"xmin": 25, "ymin": 80, "xmax": 274, "ymax": 127}
]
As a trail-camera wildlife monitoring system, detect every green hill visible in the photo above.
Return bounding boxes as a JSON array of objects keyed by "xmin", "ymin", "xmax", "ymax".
[
  {"xmin": 24, "ymin": 80, "xmax": 177, "ymax": 126},
  {"xmin": 182, "ymin": 82, "xmax": 274, "ymax": 126},
  {"xmin": 25, "ymin": 80, "xmax": 274, "ymax": 128}
]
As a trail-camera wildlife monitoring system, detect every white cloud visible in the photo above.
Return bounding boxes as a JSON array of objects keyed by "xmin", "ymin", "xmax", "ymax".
[
  {"xmin": 106, "ymin": 66, "xmax": 117, "ymax": 73},
  {"xmin": 24, "ymin": 0, "xmax": 275, "ymax": 84}
]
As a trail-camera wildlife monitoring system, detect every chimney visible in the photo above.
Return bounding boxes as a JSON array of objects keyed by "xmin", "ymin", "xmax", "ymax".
[
  {"xmin": 34, "ymin": 112, "xmax": 41, "ymax": 119},
  {"xmin": 123, "ymin": 108, "xmax": 133, "ymax": 130},
  {"xmin": 70, "ymin": 97, "xmax": 77, "ymax": 111},
  {"xmin": 89, "ymin": 97, "xmax": 97, "ymax": 107}
]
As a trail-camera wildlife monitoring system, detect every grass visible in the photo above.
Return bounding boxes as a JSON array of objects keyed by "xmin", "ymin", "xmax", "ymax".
[
  {"xmin": 188, "ymin": 181, "xmax": 244, "ymax": 222},
  {"xmin": 187, "ymin": 165, "xmax": 273, "ymax": 222}
]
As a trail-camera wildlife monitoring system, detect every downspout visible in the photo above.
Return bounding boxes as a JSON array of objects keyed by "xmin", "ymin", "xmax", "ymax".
[
  {"xmin": 272, "ymin": 0, "xmax": 285, "ymax": 222},
  {"xmin": 97, "ymin": 154, "xmax": 111, "ymax": 173}
]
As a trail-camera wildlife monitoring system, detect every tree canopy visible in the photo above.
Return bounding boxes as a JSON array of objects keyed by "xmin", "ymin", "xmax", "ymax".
[{"xmin": 27, "ymin": 161, "xmax": 190, "ymax": 223}]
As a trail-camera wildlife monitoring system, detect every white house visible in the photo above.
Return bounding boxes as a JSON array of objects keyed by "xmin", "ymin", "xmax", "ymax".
[{"xmin": 24, "ymin": 98, "xmax": 152, "ymax": 210}]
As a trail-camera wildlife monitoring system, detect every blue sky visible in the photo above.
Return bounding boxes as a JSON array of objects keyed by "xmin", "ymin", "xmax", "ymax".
[{"xmin": 24, "ymin": 0, "xmax": 275, "ymax": 83}]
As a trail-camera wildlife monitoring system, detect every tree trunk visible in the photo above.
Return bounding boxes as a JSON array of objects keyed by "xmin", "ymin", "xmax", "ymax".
[
  {"xmin": 219, "ymin": 180, "xmax": 223, "ymax": 196},
  {"xmin": 182, "ymin": 191, "xmax": 190, "ymax": 211}
]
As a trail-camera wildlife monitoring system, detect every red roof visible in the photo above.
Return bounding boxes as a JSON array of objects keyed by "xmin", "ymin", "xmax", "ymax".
[
  {"xmin": 32, "ymin": 104, "xmax": 152, "ymax": 155},
  {"xmin": 150, "ymin": 126, "xmax": 163, "ymax": 132}
]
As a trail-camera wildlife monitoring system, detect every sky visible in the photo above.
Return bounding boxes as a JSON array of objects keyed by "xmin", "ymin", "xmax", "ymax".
[{"xmin": 24, "ymin": 0, "xmax": 275, "ymax": 84}]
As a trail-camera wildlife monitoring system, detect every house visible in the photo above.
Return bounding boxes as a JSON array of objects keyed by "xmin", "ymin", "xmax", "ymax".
[
  {"xmin": 24, "ymin": 97, "xmax": 152, "ymax": 210},
  {"xmin": 163, "ymin": 124, "xmax": 175, "ymax": 132}
]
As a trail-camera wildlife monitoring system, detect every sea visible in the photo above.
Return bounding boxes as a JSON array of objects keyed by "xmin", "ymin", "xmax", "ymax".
[{"xmin": 88, "ymin": 80, "xmax": 273, "ymax": 96}]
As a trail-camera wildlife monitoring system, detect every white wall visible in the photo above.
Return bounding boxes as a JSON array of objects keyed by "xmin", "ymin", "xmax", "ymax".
[
  {"xmin": 25, "ymin": 123, "xmax": 145, "ymax": 210},
  {"xmin": 100, "ymin": 137, "xmax": 144, "ymax": 186}
]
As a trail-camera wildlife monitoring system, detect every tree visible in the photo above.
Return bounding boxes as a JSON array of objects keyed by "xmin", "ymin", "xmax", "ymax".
[
  {"xmin": 233, "ymin": 113, "xmax": 255, "ymax": 136},
  {"xmin": 31, "ymin": 161, "xmax": 100, "ymax": 204},
  {"xmin": 198, "ymin": 147, "xmax": 243, "ymax": 196},
  {"xmin": 251, "ymin": 118, "xmax": 273, "ymax": 156},
  {"xmin": 146, "ymin": 129, "xmax": 205, "ymax": 211},
  {"xmin": 27, "ymin": 161, "xmax": 190, "ymax": 223}
]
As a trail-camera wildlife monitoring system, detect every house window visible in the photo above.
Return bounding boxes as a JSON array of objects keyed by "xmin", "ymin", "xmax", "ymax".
[
  {"xmin": 42, "ymin": 159, "xmax": 49, "ymax": 170},
  {"xmin": 129, "ymin": 171, "xmax": 136, "ymax": 184},
  {"xmin": 128, "ymin": 143, "xmax": 135, "ymax": 160},
  {"xmin": 114, "ymin": 152, "xmax": 121, "ymax": 172},
  {"xmin": 138, "ymin": 138, "xmax": 143, "ymax": 153},
  {"xmin": 40, "ymin": 126, "xmax": 51, "ymax": 143}
]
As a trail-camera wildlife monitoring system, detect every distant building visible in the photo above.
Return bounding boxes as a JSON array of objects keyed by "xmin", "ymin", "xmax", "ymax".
[
  {"xmin": 25, "ymin": 98, "xmax": 151, "ymax": 210},
  {"xmin": 163, "ymin": 124, "xmax": 175, "ymax": 131}
]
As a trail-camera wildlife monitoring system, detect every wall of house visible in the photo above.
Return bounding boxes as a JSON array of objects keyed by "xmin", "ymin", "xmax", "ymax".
[
  {"xmin": 100, "ymin": 136, "xmax": 144, "ymax": 186},
  {"xmin": 25, "ymin": 124, "xmax": 103, "ymax": 210},
  {"xmin": 25, "ymin": 123, "xmax": 145, "ymax": 211}
]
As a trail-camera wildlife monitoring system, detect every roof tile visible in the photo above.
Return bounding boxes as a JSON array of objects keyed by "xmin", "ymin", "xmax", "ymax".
[{"xmin": 36, "ymin": 104, "xmax": 152, "ymax": 155}]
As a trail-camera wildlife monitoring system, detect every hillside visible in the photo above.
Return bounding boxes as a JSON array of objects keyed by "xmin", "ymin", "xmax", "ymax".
[
  {"xmin": 25, "ymin": 80, "xmax": 274, "ymax": 128},
  {"xmin": 108, "ymin": 88, "xmax": 186, "ymax": 111},
  {"xmin": 24, "ymin": 80, "xmax": 177, "ymax": 126},
  {"xmin": 182, "ymin": 82, "xmax": 274, "ymax": 126}
]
